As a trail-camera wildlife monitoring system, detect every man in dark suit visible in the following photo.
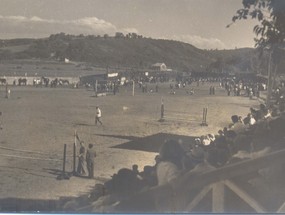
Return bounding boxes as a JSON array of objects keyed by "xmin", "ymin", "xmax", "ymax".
[{"xmin": 86, "ymin": 144, "xmax": 96, "ymax": 179}]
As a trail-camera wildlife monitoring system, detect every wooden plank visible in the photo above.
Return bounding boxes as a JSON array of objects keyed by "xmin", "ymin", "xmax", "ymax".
[
  {"xmin": 212, "ymin": 182, "xmax": 225, "ymax": 212},
  {"xmin": 173, "ymin": 148, "xmax": 285, "ymax": 194},
  {"xmin": 224, "ymin": 180, "xmax": 266, "ymax": 213},
  {"xmin": 277, "ymin": 201, "xmax": 285, "ymax": 213},
  {"xmin": 185, "ymin": 185, "xmax": 212, "ymax": 211}
]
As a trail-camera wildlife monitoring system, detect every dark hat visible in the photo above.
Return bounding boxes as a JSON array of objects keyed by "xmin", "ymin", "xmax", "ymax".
[{"xmin": 191, "ymin": 146, "xmax": 206, "ymax": 161}]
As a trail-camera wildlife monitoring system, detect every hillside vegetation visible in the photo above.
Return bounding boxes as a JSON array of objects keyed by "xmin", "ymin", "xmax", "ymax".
[{"xmin": 0, "ymin": 33, "xmax": 256, "ymax": 74}]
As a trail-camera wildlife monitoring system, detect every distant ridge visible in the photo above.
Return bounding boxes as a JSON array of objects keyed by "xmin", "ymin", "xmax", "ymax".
[{"xmin": 0, "ymin": 34, "xmax": 256, "ymax": 73}]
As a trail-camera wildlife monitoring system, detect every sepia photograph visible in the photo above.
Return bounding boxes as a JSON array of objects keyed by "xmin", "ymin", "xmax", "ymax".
[{"xmin": 0, "ymin": 0, "xmax": 285, "ymax": 213}]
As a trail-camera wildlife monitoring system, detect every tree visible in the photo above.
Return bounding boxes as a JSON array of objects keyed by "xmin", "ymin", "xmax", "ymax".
[
  {"xmin": 115, "ymin": 32, "xmax": 124, "ymax": 38},
  {"xmin": 229, "ymin": 0, "xmax": 285, "ymax": 49},
  {"xmin": 131, "ymin": 33, "xmax": 138, "ymax": 39},
  {"xmin": 229, "ymin": 0, "xmax": 285, "ymax": 106}
]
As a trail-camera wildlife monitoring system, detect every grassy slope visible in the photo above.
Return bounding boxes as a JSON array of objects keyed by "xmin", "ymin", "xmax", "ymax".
[{"xmin": 0, "ymin": 36, "xmax": 254, "ymax": 74}]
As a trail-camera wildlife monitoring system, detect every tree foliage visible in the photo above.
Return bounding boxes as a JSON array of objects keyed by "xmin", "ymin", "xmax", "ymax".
[{"xmin": 229, "ymin": 0, "xmax": 285, "ymax": 49}]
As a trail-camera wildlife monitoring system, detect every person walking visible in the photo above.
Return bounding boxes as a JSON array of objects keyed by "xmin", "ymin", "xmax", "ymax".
[
  {"xmin": 95, "ymin": 106, "xmax": 103, "ymax": 125},
  {"xmin": 86, "ymin": 144, "xmax": 96, "ymax": 179},
  {"xmin": 76, "ymin": 141, "xmax": 87, "ymax": 176}
]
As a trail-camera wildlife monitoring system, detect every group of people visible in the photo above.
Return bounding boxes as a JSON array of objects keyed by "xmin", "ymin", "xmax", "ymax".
[
  {"xmin": 75, "ymin": 105, "xmax": 102, "ymax": 178},
  {"xmin": 223, "ymin": 77, "xmax": 266, "ymax": 98},
  {"xmin": 76, "ymin": 140, "xmax": 97, "ymax": 179},
  {"xmin": 65, "ymin": 138, "xmax": 214, "ymax": 212}
]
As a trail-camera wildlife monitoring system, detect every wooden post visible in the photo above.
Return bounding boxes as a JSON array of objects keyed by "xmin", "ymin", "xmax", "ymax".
[
  {"xmin": 73, "ymin": 142, "xmax": 76, "ymax": 175},
  {"xmin": 95, "ymin": 80, "xmax": 98, "ymax": 95},
  {"xmin": 62, "ymin": 144, "xmax": 67, "ymax": 174},
  {"xmin": 201, "ymin": 107, "xmax": 208, "ymax": 126},
  {"xmin": 266, "ymin": 51, "xmax": 272, "ymax": 107},
  {"xmin": 159, "ymin": 97, "xmax": 164, "ymax": 122},
  {"xmin": 212, "ymin": 182, "xmax": 225, "ymax": 212},
  {"xmin": 73, "ymin": 130, "xmax": 78, "ymax": 175},
  {"xmin": 132, "ymin": 80, "xmax": 135, "ymax": 96},
  {"xmin": 57, "ymin": 143, "xmax": 71, "ymax": 180},
  {"xmin": 161, "ymin": 100, "xmax": 164, "ymax": 119}
]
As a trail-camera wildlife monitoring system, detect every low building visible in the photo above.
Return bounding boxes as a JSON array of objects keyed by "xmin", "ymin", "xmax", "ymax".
[{"xmin": 151, "ymin": 63, "xmax": 172, "ymax": 72}]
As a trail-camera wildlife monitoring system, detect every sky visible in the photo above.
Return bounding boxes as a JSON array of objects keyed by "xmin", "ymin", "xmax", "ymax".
[{"xmin": 0, "ymin": 0, "xmax": 259, "ymax": 50}]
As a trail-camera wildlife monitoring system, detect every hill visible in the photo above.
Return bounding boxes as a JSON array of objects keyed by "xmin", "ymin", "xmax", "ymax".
[{"xmin": 0, "ymin": 34, "xmax": 255, "ymax": 74}]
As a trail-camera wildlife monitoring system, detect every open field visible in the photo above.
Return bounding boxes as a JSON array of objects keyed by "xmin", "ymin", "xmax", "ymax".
[
  {"xmin": 0, "ymin": 82, "xmax": 261, "ymax": 210},
  {"xmin": 0, "ymin": 59, "xmax": 107, "ymax": 77}
]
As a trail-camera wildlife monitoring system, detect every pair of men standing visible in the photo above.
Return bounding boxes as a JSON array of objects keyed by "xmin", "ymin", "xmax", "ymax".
[
  {"xmin": 77, "ymin": 142, "xmax": 97, "ymax": 179},
  {"xmin": 76, "ymin": 106, "xmax": 101, "ymax": 178}
]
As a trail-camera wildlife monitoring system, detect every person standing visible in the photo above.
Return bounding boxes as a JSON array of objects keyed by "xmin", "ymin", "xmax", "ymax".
[
  {"xmin": 5, "ymin": 83, "xmax": 10, "ymax": 99},
  {"xmin": 156, "ymin": 139, "xmax": 186, "ymax": 186},
  {"xmin": 95, "ymin": 106, "xmax": 103, "ymax": 125},
  {"xmin": 86, "ymin": 144, "xmax": 96, "ymax": 179},
  {"xmin": 76, "ymin": 141, "xmax": 87, "ymax": 176}
]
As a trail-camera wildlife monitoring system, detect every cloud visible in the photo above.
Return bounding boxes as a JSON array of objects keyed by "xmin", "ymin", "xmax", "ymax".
[
  {"xmin": 172, "ymin": 34, "xmax": 227, "ymax": 50},
  {"xmin": 0, "ymin": 15, "xmax": 139, "ymax": 38}
]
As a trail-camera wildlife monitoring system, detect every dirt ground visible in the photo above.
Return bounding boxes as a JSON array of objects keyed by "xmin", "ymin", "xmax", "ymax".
[{"xmin": 0, "ymin": 82, "xmax": 261, "ymax": 211}]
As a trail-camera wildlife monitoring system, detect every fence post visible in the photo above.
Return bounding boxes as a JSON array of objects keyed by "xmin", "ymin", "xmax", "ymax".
[
  {"xmin": 201, "ymin": 107, "xmax": 208, "ymax": 126},
  {"xmin": 73, "ymin": 142, "xmax": 76, "ymax": 175},
  {"xmin": 132, "ymin": 80, "xmax": 135, "ymax": 96},
  {"xmin": 63, "ymin": 144, "xmax": 67, "ymax": 174},
  {"xmin": 57, "ymin": 144, "xmax": 70, "ymax": 180},
  {"xmin": 159, "ymin": 97, "xmax": 165, "ymax": 122}
]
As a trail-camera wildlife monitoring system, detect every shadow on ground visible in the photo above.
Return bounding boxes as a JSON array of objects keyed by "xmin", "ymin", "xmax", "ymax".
[
  {"xmin": 0, "ymin": 132, "xmax": 198, "ymax": 212},
  {"xmin": 74, "ymin": 123, "xmax": 94, "ymax": 127},
  {"xmin": 95, "ymin": 133, "xmax": 139, "ymax": 141},
  {"xmin": 111, "ymin": 132, "xmax": 197, "ymax": 153}
]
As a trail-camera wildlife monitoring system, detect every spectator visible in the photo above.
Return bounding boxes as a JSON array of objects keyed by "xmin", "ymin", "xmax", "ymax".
[
  {"xmin": 156, "ymin": 139, "xmax": 186, "ymax": 186},
  {"xmin": 76, "ymin": 141, "xmax": 87, "ymax": 176},
  {"xmin": 189, "ymin": 145, "xmax": 215, "ymax": 173},
  {"xmin": 86, "ymin": 144, "xmax": 97, "ymax": 179},
  {"xmin": 132, "ymin": 164, "xmax": 140, "ymax": 176},
  {"xmin": 249, "ymin": 113, "xmax": 256, "ymax": 125}
]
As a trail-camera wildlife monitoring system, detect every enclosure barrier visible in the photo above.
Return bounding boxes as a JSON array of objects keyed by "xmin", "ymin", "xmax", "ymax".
[
  {"xmin": 112, "ymin": 148, "xmax": 285, "ymax": 213},
  {"xmin": 200, "ymin": 107, "xmax": 208, "ymax": 126},
  {"xmin": 158, "ymin": 101, "xmax": 200, "ymax": 123}
]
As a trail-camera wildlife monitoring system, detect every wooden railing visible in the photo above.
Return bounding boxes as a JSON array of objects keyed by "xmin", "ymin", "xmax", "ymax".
[{"xmin": 115, "ymin": 148, "xmax": 285, "ymax": 213}]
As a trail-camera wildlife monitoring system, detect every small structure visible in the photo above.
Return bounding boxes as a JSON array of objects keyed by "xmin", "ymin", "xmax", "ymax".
[{"xmin": 151, "ymin": 63, "xmax": 172, "ymax": 72}]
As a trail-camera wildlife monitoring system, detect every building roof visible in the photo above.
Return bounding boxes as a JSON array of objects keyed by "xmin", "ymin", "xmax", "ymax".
[{"xmin": 152, "ymin": 63, "xmax": 166, "ymax": 67}]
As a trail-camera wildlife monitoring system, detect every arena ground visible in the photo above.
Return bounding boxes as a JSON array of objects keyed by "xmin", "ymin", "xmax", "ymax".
[{"xmin": 0, "ymin": 82, "xmax": 261, "ymax": 211}]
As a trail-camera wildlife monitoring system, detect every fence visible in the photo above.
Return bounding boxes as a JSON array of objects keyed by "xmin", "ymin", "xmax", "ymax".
[{"xmin": 113, "ymin": 148, "xmax": 285, "ymax": 213}]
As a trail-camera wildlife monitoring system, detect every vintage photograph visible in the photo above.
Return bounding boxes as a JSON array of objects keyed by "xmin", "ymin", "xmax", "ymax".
[{"xmin": 0, "ymin": 0, "xmax": 285, "ymax": 213}]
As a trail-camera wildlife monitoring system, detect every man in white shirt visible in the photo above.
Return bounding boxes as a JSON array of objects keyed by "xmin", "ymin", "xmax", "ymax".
[{"xmin": 95, "ymin": 106, "xmax": 103, "ymax": 125}]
